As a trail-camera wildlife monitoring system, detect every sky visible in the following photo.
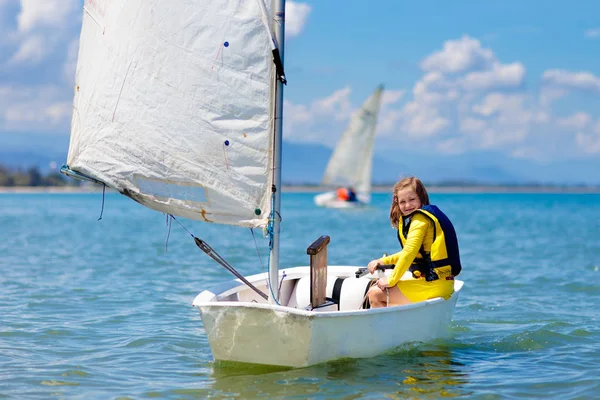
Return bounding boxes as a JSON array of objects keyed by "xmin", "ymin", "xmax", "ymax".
[{"xmin": 1, "ymin": 0, "xmax": 599, "ymax": 182}]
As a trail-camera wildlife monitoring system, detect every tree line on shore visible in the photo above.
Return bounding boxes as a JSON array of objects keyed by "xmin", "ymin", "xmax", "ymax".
[
  {"xmin": 2, "ymin": 163, "xmax": 597, "ymax": 189},
  {"xmin": 0, "ymin": 164, "xmax": 79, "ymax": 187}
]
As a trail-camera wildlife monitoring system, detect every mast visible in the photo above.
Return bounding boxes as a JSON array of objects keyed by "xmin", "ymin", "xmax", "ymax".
[{"xmin": 269, "ymin": 0, "xmax": 285, "ymax": 304}]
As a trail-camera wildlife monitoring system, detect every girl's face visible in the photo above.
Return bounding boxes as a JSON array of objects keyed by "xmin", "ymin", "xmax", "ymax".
[{"xmin": 395, "ymin": 187, "xmax": 422, "ymax": 216}]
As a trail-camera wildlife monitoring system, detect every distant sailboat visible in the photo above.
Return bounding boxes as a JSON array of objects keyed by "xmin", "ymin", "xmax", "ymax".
[
  {"xmin": 314, "ymin": 85, "xmax": 384, "ymax": 208},
  {"xmin": 61, "ymin": 0, "xmax": 463, "ymax": 368}
]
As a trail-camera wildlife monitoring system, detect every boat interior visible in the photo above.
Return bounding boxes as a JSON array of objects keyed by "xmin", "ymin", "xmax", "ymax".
[{"xmin": 208, "ymin": 235, "xmax": 379, "ymax": 312}]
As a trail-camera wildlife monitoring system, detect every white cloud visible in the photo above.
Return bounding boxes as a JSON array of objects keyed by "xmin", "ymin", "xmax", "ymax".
[
  {"xmin": 576, "ymin": 132, "xmax": 600, "ymax": 153},
  {"xmin": 394, "ymin": 37, "xmax": 530, "ymax": 147},
  {"xmin": 282, "ymin": 88, "xmax": 354, "ymax": 144},
  {"xmin": 283, "ymin": 100, "xmax": 311, "ymax": 124},
  {"xmin": 460, "ymin": 117, "xmax": 486, "ymax": 133},
  {"xmin": 283, "ymin": 85, "xmax": 406, "ymax": 145},
  {"xmin": 414, "ymin": 72, "xmax": 456, "ymax": 98},
  {"xmin": 314, "ymin": 86, "xmax": 352, "ymax": 120},
  {"xmin": 420, "ymin": 35, "xmax": 495, "ymax": 74},
  {"xmin": 461, "ymin": 92, "xmax": 532, "ymax": 149},
  {"xmin": 376, "ymin": 90, "xmax": 405, "ymax": 133},
  {"xmin": 285, "ymin": 1, "xmax": 311, "ymax": 38},
  {"xmin": 0, "ymin": 84, "xmax": 71, "ymax": 133},
  {"xmin": 584, "ymin": 28, "xmax": 600, "ymax": 39},
  {"xmin": 436, "ymin": 137, "xmax": 466, "ymax": 154},
  {"xmin": 400, "ymin": 100, "xmax": 451, "ymax": 137},
  {"xmin": 63, "ymin": 38, "xmax": 79, "ymax": 83},
  {"xmin": 381, "ymin": 89, "xmax": 404, "ymax": 106},
  {"xmin": 557, "ymin": 112, "xmax": 592, "ymax": 130},
  {"xmin": 461, "ymin": 62, "xmax": 525, "ymax": 91},
  {"xmin": 538, "ymin": 87, "xmax": 566, "ymax": 107},
  {"xmin": 376, "ymin": 108, "xmax": 402, "ymax": 134},
  {"xmin": 542, "ymin": 69, "xmax": 600, "ymax": 93},
  {"xmin": 5, "ymin": 0, "xmax": 80, "ymax": 66},
  {"xmin": 8, "ymin": 34, "xmax": 45, "ymax": 63},
  {"xmin": 386, "ymin": 35, "xmax": 600, "ymax": 159},
  {"xmin": 16, "ymin": 0, "xmax": 78, "ymax": 33},
  {"xmin": 472, "ymin": 93, "xmax": 524, "ymax": 117},
  {"xmin": 5, "ymin": 101, "xmax": 71, "ymax": 124},
  {"xmin": 573, "ymin": 119, "xmax": 600, "ymax": 154}
]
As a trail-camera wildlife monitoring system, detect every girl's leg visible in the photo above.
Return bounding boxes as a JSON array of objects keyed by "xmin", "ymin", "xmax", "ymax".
[
  {"xmin": 387, "ymin": 286, "xmax": 411, "ymax": 306},
  {"xmin": 367, "ymin": 285, "xmax": 411, "ymax": 308}
]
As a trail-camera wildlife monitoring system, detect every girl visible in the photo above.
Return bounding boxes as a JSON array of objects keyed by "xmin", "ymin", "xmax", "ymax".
[{"xmin": 367, "ymin": 177, "xmax": 461, "ymax": 308}]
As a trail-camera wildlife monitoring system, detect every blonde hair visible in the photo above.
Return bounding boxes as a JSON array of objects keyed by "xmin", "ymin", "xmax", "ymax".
[{"xmin": 389, "ymin": 176, "xmax": 430, "ymax": 228}]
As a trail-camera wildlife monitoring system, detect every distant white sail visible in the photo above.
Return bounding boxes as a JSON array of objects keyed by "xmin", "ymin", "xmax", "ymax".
[
  {"xmin": 321, "ymin": 85, "xmax": 383, "ymax": 196},
  {"xmin": 67, "ymin": 0, "xmax": 276, "ymax": 227}
]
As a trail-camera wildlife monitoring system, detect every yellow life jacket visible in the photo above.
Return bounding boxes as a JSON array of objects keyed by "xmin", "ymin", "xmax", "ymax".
[{"xmin": 398, "ymin": 205, "xmax": 462, "ymax": 280}]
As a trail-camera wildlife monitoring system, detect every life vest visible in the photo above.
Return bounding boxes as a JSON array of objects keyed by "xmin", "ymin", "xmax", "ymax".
[
  {"xmin": 336, "ymin": 188, "xmax": 349, "ymax": 201},
  {"xmin": 397, "ymin": 205, "xmax": 462, "ymax": 280}
]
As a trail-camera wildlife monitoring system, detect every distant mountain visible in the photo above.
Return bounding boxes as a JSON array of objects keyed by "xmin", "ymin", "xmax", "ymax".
[
  {"xmin": 2, "ymin": 133, "xmax": 599, "ymax": 185},
  {"xmin": 0, "ymin": 151, "xmax": 65, "ymax": 172},
  {"xmin": 375, "ymin": 147, "xmax": 600, "ymax": 185},
  {"xmin": 0, "ymin": 133, "xmax": 68, "ymax": 172}
]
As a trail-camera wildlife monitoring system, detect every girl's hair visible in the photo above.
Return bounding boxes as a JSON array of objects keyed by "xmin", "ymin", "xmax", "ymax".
[{"xmin": 389, "ymin": 176, "xmax": 430, "ymax": 228}]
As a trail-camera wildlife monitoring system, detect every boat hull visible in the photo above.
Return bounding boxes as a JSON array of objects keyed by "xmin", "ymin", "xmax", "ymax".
[{"xmin": 193, "ymin": 266, "xmax": 463, "ymax": 368}]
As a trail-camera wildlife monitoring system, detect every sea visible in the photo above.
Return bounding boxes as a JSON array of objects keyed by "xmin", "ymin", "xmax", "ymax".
[{"xmin": 1, "ymin": 190, "xmax": 599, "ymax": 399}]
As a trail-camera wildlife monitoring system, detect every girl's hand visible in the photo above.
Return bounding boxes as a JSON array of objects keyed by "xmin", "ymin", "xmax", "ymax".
[
  {"xmin": 377, "ymin": 277, "xmax": 389, "ymax": 290},
  {"xmin": 367, "ymin": 259, "xmax": 383, "ymax": 274}
]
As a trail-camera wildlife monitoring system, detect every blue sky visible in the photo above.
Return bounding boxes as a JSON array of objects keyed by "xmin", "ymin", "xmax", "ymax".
[{"xmin": 1, "ymin": 0, "xmax": 599, "ymax": 181}]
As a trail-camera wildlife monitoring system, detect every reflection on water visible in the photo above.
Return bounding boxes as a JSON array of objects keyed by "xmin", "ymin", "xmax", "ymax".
[{"xmin": 199, "ymin": 342, "xmax": 470, "ymax": 398}]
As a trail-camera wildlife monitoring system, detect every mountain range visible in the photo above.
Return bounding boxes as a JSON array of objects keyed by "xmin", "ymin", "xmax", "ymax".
[{"xmin": 1, "ymin": 133, "xmax": 599, "ymax": 185}]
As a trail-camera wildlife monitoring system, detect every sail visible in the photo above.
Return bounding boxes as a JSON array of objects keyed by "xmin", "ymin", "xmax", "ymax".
[
  {"xmin": 66, "ymin": 0, "xmax": 277, "ymax": 228},
  {"xmin": 321, "ymin": 86, "xmax": 383, "ymax": 195}
]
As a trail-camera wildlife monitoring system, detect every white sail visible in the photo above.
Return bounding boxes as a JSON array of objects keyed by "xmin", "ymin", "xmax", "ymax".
[
  {"xmin": 67, "ymin": 0, "xmax": 277, "ymax": 228},
  {"xmin": 321, "ymin": 85, "xmax": 383, "ymax": 196}
]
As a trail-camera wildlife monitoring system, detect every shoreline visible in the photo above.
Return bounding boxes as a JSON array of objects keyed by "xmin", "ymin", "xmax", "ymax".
[{"xmin": 1, "ymin": 185, "xmax": 600, "ymax": 194}]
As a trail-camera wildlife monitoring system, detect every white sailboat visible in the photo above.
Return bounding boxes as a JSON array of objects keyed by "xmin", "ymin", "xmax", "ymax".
[
  {"xmin": 63, "ymin": 0, "xmax": 464, "ymax": 368},
  {"xmin": 314, "ymin": 85, "xmax": 383, "ymax": 208}
]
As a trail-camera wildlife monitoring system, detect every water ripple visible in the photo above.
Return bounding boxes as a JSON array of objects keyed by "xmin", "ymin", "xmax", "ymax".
[{"xmin": 1, "ymin": 192, "xmax": 600, "ymax": 398}]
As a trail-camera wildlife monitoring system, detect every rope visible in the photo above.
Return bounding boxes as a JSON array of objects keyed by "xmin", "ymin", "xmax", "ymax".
[
  {"xmin": 97, "ymin": 183, "xmax": 106, "ymax": 220},
  {"xmin": 250, "ymin": 228, "xmax": 271, "ymax": 297},
  {"xmin": 165, "ymin": 214, "xmax": 173, "ymax": 252},
  {"xmin": 359, "ymin": 279, "xmax": 389, "ymax": 309},
  {"xmin": 264, "ymin": 191, "xmax": 281, "ymax": 305}
]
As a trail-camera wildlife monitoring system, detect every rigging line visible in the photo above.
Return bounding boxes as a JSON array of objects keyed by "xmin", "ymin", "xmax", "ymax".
[
  {"xmin": 98, "ymin": 183, "xmax": 106, "ymax": 221},
  {"xmin": 168, "ymin": 214, "xmax": 194, "ymax": 238},
  {"xmin": 250, "ymin": 228, "xmax": 266, "ymax": 269},
  {"xmin": 165, "ymin": 214, "xmax": 173, "ymax": 252},
  {"xmin": 250, "ymin": 227, "xmax": 270, "ymax": 293},
  {"xmin": 262, "ymin": 210, "xmax": 280, "ymax": 305},
  {"xmin": 265, "ymin": 192, "xmax": 278, "ymax": 301}
]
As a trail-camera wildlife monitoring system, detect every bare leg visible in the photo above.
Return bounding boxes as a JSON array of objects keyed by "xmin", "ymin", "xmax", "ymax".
[{"xmin": 367, "ymin": 285, "xmax": 411, "ymax": 308}]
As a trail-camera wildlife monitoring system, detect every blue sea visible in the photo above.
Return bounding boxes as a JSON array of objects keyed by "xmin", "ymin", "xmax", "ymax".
[{"xmin": 1, "ymin": 190, "xmax": 599, "ymax": 399}]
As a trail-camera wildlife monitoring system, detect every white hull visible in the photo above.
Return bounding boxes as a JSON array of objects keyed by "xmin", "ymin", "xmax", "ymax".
[
  {"xmin": 314, "ymin": 191, "xmax": 369, "ymax": 208},
  {"xmin": 193, "ymin": 266, "xmax": 463, "ymax": 368}
]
